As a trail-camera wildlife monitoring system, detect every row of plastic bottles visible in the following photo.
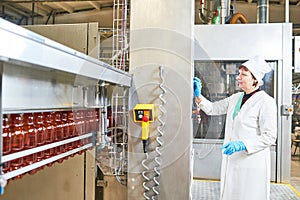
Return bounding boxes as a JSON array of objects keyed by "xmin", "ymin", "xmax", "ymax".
[{"xmin": 2, "ymin": 109, "xmax": 99, "ymax": 179}]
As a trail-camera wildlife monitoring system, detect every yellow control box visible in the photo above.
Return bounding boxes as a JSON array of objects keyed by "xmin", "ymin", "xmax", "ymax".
[{"xmin": 133, "ymin": 104, "xmax": 154, "ymax": 122}]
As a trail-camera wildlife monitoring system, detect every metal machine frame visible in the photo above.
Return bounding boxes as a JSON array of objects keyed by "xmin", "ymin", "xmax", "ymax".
[{"xmin": 0, "ymin": 18, "xmax": 131, "ymax": 194}]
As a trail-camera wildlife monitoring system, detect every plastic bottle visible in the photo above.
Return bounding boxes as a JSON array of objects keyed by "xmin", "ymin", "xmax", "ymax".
[
  {"xmin": 61, "ymin": 111, "xmax": 69, "ymax": 140},
  {"xmin": 33, "ymin": 112, "xmax": 45, "ymax": 170},
  {"xmin": 61, "ymin": 111, "xmax": 69, "ymax": 156},
  {"xmin": 23, "ymin": 113, "xmax": 37, "ymax": 175},
  {"xmin": 80, "ymin": 110, "xmax": 86, "ymax": 135},
  {"xmin": 75, "ymin": 110, "xmax": 84, "ymax": 154},
  {"xmin": 84, "ymin": 110, "xmax": 91, "ymax": 145},
  {"xmin": 90, "ymin": 110, "xmax": 95, "ymax": 132},
  {"xmin": 75, "ymin": 111, "xmax": 83, "ymax": 147},
  {"xmin": 107, "ymin": 106, "xmax": 112, "ymax": 129},
  {"xmin": 10, "ymin": 114, "xmax": 24, "ymax": 178},
  {"xmin": 67, "ymin": 111, "xmax": 75, "ymax": 152},
  {"xmin": 43, "ymin": 112, "xmax": 54, "ymax": 167},
  {"xmin": 86, "ymin": 110, "xmax": 92, "ymax": 133},
  {"xmin": 61, "ymin": 111, "xmax": 69, "ymax": 160},
  {"xmin": 53, "ymin": 112, "xmax": 64, "ymax": 163},
  {"xmin": 87, "ymin": 110, "xmax": 96, "ymax": 149},
  {"xmin": 2, "ymin": 114, "xmax": 12, "ymax": 173},
  {"xmin": 95, "ymin": 109, "xmax": 100, "ymax": 132},
  {"xmin": 80, "ymin": 110, "xmax": 86, "ymax": 154}
]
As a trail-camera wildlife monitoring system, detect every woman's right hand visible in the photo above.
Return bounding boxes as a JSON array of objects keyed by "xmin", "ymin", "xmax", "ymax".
[{"xmin": 195, "ymin": 96, "xmax": 202, "ymax": 104}]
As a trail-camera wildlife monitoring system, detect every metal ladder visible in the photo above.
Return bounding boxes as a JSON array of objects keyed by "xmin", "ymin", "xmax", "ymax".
[
  {"xmin": 109, "ymin": 86, "xmax": 128, "ymax": 184},
  {"xmin": 112, "ymin": 0, "xmax": 129, "ymax": 71}
]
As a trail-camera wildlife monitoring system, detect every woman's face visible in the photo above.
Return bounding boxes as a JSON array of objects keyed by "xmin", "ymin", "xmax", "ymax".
[{"xmin": 236, "ymin": 67, "xmax": 256, "ymax": 93}]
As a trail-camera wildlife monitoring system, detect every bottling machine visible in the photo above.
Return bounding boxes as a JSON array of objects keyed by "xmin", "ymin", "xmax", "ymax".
[
  {"xmin": 0, "ymin": 0, "xmax": 295, "ymax": 199},
  {"xmin": 0, "ymin": 18, "xmax": 131, "ymax": 200}
]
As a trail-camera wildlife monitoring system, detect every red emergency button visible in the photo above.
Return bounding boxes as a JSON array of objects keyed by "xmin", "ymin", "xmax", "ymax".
[{"xmin": 142, "ymin": 116, "xmax": 149, "ymax": 122}]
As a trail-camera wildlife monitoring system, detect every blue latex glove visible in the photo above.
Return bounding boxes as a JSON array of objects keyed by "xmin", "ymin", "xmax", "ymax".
[
  {"xmin": 221, "ymin": 141, "xmax": 246, "ymax": 155},
  {"xmin": 193, "ymin": 77, "xmax": 202, "ymax": 97}
]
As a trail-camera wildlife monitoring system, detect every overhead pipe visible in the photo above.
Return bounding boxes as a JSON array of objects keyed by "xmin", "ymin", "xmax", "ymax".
[
  {"xmin": 198, "ymin": 0, "xmax": 210, "ymax": 24},
  {"xmin": 257, "ymin": 0, "xmax": 269, "ymax": 23},
  {"xmin": 230, "ymin": 13, "xmax": 248, "ymax": 24},
  {"xmin": 220, "ymin": 0, "xmax": 230, "ymax": 24},
  {"xmin": 285, "ymin": 0, "xmax": 289, "ymax": 22},
  {"xmin": 31, "ymin": 0, "xmax": 35, "ymax": 25}
]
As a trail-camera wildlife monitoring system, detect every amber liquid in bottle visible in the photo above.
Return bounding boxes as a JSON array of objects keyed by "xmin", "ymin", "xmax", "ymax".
[
  {"xmin": 43, "ymin": 112, "xmax": 54, "ymax": 167},
  {"xmin": 61, "ymin": 111, "xmax": 69, "ymax": 152},
  {"xmin": 80, "ymin": 110, "xmax": 86, "ymax": 135},
  {"xmin": 90, "ymin": 110, "xmax": 96, "ymax": 132},
  {"xmin": 78, "ymin": 110, "xmax": 85, "ymax": 154},
  {"xmin": 95, "ymin": 108, "xmax": 100, "ymax": 132},
  {"xmin": 67, "ymin": 111, "xmax": 75, "ymax": 153},
  {"xmin": 87, "ymin": 110, "xmax": 95, "ymax": 149},
  {"xmin": 75, "ymin": 111, "xmax": 83, "ymax": 151},
  {"xmin": 107, "ymin": 106, "xmax": 111, "ymax": 129},
  {"xmin": 10, "ymin": 114, "xmax": 24, "ymax": 178},
  {"xmin": 61, "ymin": 111, "xmax": 69, "ymax": 160},
  {"xmin": 2, "ymin": 114, "xmax": 12, "ymax": 173},
  {"xmin": 85, "ymin": 110, "xmax": 91, "ymax": 134},
  {"xmin": 23, "ymin": 113, "xmax": 37, "ymax": 175},
  {"xmin": 84, "ymin": 110, "xmax": 92, "ymax": 145},
  {"xmin": 53, "ymin": 112, "xmax": 64, "ymax": 163},
  {"xmin": 34, "ymin": 112, "xmax": 45, "ymax": 170},
  {"xmin": 91, "ymin": 109, "xmax": 99, "ymax": 151}
]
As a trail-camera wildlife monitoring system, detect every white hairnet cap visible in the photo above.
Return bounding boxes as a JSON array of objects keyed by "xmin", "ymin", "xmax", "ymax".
[{"xmin": 241, "ymin": 55, "xmax": 273, "ymax": 86}]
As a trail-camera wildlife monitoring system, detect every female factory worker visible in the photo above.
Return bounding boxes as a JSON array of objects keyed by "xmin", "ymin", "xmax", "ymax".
[{"xmin": 193, "ymin": 56, "xmax": 277, "ymax": 200}]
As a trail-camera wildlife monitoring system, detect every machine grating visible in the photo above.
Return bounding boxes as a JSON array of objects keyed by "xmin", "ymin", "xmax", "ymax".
[{"xmin": 192, "ymin": 180, "xmax": 300, "ymax": 200}]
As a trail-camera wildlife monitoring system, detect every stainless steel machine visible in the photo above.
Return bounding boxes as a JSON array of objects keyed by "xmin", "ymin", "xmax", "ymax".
[
  {"xmin": 0, "ymin": 18, "xmax": 131, "ymax": 200},
  {"xmin": 0, "ymin": 2, "xmax": 294, "ymax": 200},
  {"xmin": 193, "ymin": 23, "xmax": 293, "ymax": 182}
]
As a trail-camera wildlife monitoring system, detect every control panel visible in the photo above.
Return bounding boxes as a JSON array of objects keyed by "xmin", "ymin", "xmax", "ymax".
[
  {"xmin": 281, "ymin": 105, "xmax": 294, "ymax": 116},
  {"xmin": 133, "ymin": 104, "xmax": 154, "ymax": 122}
]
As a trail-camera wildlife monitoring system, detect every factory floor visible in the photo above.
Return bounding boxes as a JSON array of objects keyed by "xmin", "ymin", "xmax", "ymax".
[
  {"xmin": 290, "ymin": 146, "xmax": 300, "ymax": 195},
  {"xmin": 192, "ymin": 147, "xmax": 300, "ymax": 199},
  {"xmin": 192, "ymin": 179, "xmax": 300, "ymax": 199}
]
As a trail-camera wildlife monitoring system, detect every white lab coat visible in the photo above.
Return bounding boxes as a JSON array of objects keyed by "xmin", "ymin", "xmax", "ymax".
[{"xmin": 200, "ymin": 91, "xmax": 277, "ymax": 200}]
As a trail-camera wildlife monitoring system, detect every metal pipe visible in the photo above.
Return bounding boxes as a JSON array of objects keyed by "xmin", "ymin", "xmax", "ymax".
[
  {"xmin": 285, "ymin": 0, "xmax": 289, "ymax": 22},
  {"xmin": 98, "ymin": 82, "xmax": 108, "ymax": 148},
  {"xmin": 221, "ymin": 0, "xmax": 228, "ymax": 24},
  {"xmin": 233, "ymin": 0, "xmax": 236, "ymax": 13},
  {"xmin": 45, "ymin": 10, "xmax": 53, "ymax": 24},
  {"xmin": 52, "ymin": 10, "xmax": 56, "ymax": 24},
  {"xmin": 2, "ymin": 133, "xmax": 93, "ymax": 163},
  {"xmin": 198, "ymin": 0, "xmax": 210, "ymax": 24},
  {"xmin": 230, "ymin": 13, "xmax": 248, "ymax": 24},
  {"xmin": 31, "ymin": 0, "xmax": 35, "ymax": 25},
  {"xmin": 257, "ymin": 0, "xmax": 269, "ymax": 23}
]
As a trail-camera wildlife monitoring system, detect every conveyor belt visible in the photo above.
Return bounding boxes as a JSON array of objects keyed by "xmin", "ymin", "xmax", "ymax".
[{"xmin": 192, "ymin": 179, "xmax": 300, "ymax": 200}]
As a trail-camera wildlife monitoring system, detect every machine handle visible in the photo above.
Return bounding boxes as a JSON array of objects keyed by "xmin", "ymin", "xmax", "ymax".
[{"xmin": 142, "ymin": 116, "xmax": 150, "ymax": 153}]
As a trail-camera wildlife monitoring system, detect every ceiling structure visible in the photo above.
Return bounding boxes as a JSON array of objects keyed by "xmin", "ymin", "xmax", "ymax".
[
  {"xmin": 0, "ymin": 0, "xmax": 113, "ymax": 26},
  {"xmin": 0, "ymin": 0, "xmax": 300, "ymax": 34}
]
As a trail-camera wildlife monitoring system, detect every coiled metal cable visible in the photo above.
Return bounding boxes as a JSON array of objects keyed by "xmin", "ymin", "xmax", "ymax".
[
  {"xmin": 142, "ymin": 153, "xmax": 151, "ymax": 200},
  {"xmin": 142, "ymin": 66, "xmax": 167, "ymax": 199},
  {"xmin": 152, "ymin": 66, "xmax": 166, "ymax": 199}
]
